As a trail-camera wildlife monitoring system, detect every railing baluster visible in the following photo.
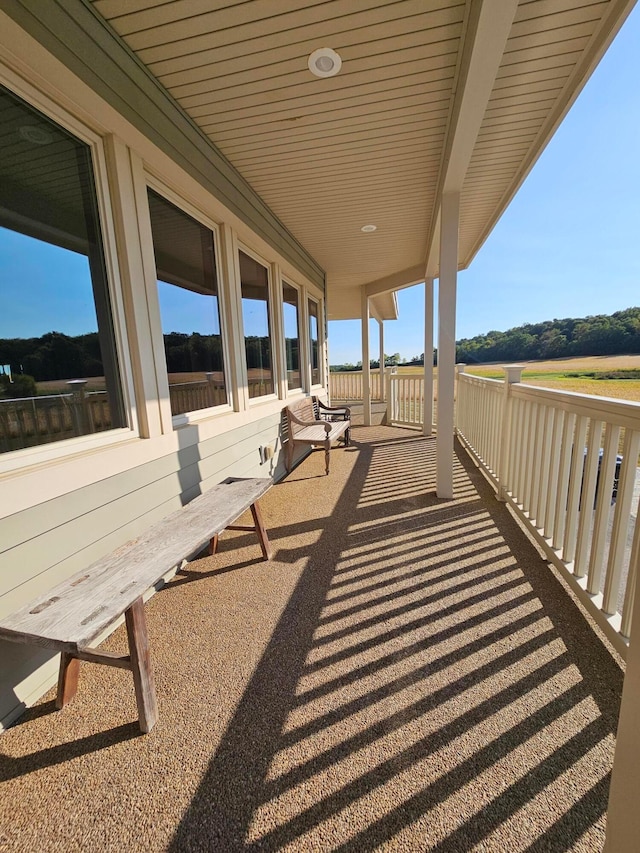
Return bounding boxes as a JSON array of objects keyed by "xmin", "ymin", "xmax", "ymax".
[
  {"xmin": 564, "ymin": 415, "xmax": 588, "ymax": 563},
  {"xmin": 537, "ymin": 406, "xmax": 553, "ymax": 531},
  {"xmin": 574, "ymin": 420, "xmax": 604, "ymax": 578},
  {"xmin": 511, "ymin": 398, "xmax": 524, "ymax": 501},
  {"xmin": 587, "ymin": 424, "xmax": 621, "ymax": 595},
  {"xmin": 522, "ymin": 401, "xmax": 537, "ymax": 514},
  {"xmin": 545, "ymin": 409, "xmax": 563, "ymax": 542},
  {"xmin": 603, "ymin": 429, "xmax": 640, "ymax": 615},
  {"xmin": 553, "ymin": 411, "xmax": 575, "ymax": 551},
  {"xmin": 530, "ymin": 403, "xmax": 544, "ymax": 524}
]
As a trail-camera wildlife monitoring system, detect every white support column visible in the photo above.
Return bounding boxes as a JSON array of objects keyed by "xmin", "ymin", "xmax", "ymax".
[
  {"xmin": 361, "ymin": 288, "xmax": 371, "ymax": 426},
  {"xmin": 436, "ymin": 193, "xmax": 460, "ymax": 499},
  {"xmin": 378, "ymin": 319, "xmax": 384, "ymax": 402},
  {"xmin": 423, "ymin": 278, "xmax": 434, "ymax": 436}
]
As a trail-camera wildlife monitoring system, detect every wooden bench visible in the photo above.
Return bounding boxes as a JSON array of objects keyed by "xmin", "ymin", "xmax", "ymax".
[
  {"xmin": 285, "ymin": 397, "xmax": 351, "ymax": 475},
  {"xmin": 0, "ymin": 477, "xmax": 273, "ymax": 734}
]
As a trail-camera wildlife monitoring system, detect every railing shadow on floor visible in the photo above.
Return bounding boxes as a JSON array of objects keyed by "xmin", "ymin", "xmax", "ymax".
[{"xmin": 168, "ymin": 431, "xmax": 623, "ymax": 852}]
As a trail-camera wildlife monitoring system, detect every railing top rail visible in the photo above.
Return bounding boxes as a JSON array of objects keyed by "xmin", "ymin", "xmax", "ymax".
[
  {"xmin": 511, "ymin": 381, "xmax": 640, "ymax": 427},
  {"xmin": 168, "ymin": 380, "xmax": 211, "ymax": 389},
  {"xmin": 459, "ymin": 372, "xmax": 640, "ymax": 427},
  {"xmin": 458, "ymin": 373, "xmax": 503, "ymax": 388},
  {"xmin": 0, "ymin": 393, "xmax": 74, "ymax": 404}
]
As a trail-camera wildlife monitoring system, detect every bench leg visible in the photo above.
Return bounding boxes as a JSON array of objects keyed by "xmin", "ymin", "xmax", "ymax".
[
  {"xmin": 125, "ymin": 597, "xmax": 158, "ymax": 734},
  {"xmin": 286, "ymin": 437, "xmax": 294, "ymax": 472},
  {"xmin": 250, "ymin": 502, "xmax": 273, "ymax": 560},
  {"xmin": 209, "ymin": 533, "xmax": 219, "ymax": 556},
  {"xmin": 324, "ymin": 442, "xmax": 330, "ymax": 475},
  {"xmin": 56, "ymin": 652, "xmax": 80, "ymax": 710}
]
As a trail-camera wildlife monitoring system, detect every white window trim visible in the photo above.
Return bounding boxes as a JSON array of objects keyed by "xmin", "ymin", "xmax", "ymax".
[
  {"xmin": 0, "ymin": 70, "xmax": 139, "ymax": 478},
  {"xmin": 281, "ymin": 277, "xmax": 304, "ymax": 396},
  {"xmin": 237, "ymin": 242, "xmax": 279, "ymax": 404},
  {"xmin": 308, "ymin": 294, "xmax": 324, "ymax": 389},
  {"xmin": 144, "ymin": 176, "xmax": 234, "ymax": 427}
]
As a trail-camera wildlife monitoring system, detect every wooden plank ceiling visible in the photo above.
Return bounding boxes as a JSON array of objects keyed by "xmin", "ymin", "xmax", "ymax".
[{"xmin": 91, "ymin": 0, "xmax": 631, "ymax": 319}]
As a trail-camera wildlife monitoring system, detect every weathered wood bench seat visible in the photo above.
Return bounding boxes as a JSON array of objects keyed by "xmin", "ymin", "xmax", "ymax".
[
  {"xmin": 285, "ymin": 397, "xmax": 351, "ymax": 475},
  {"xmin": 0, "ymin": 477, "xmax": 273, "ymax": 734}
]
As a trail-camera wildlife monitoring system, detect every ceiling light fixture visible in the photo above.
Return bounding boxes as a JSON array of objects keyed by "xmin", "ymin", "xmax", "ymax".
[
  {"xmin": 19, "ymin": 125, "xmax": 53, "ymax": 145},
  {"xmin": 308, "ymin": 47, "xmax": 342, "ymax": 78},
  {"xmin": 361, "ymin": 224, "xmax": 377, "ymax": 233}
]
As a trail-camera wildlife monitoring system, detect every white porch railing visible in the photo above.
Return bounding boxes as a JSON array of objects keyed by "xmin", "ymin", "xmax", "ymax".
[
  {"xmin": 0, "ymin": 388, "xmax": 112, "ymax": 451},
  {"xmin": 456, "ymin": 365, "xmax": 640, "ymax": 658},
  {"xmin": 328, "ymin": 370, "xmax": 385, "ymax": 401},
  {"xmin": 388, "ymin": 374, "xmax": 425, "ymax": 428}
]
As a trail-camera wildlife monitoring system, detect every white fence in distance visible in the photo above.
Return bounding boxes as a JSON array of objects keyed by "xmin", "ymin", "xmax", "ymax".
[{"xmin": 329, "ymin": 370, "xmax": 385, "ymax": 402}]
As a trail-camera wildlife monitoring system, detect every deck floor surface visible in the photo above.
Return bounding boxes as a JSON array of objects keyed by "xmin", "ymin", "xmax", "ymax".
[{"xmin": 0, "ymin": 426, "xmax": 624, "ymax": 852}]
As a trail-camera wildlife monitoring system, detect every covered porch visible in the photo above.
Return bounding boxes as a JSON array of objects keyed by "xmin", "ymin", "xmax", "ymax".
[{"xmin": 0, "ymin": 424, "xmax": 622, "ymax": 851}]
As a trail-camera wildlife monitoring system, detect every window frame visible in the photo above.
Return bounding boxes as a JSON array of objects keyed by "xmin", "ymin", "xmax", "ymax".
[
  {"xmin": 281, "ymin": 278, "xmax": 303, "ymax": 395},
  {"xmin": 0, "ymin": 71, "xmax": 137, "ymax": 476},
  {"xmin": 307, "ymin": 295, "xmax": 324, "ymax": 388},
  {"xmin": 145, "ymin": 177, "xmax": 233, "ymax": 427},
  {"xmin": 237, "ymin": 243, "xmax": 278, "ymax": 405}
]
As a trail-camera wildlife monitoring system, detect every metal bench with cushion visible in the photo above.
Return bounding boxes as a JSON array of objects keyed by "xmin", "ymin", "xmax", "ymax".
[{"xmin": 0, "ymin": 477, "xmax": 273, "ymax": 733}]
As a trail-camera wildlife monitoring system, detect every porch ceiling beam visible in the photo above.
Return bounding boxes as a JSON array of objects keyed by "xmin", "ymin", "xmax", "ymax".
[
  {"xmin": 368, "ymin": 299, "xmax": 383, "ymax": 324},
  {"xmin": 425, "ymin": 0, "xmax": 518, "ymax": 276},
  {"xmin": 425, "ymin": 212, "xmax": 441, "ymax": 280},
  {"xmin": 364, "ymin": 265, "xmax": 426, "ymax": 299}
]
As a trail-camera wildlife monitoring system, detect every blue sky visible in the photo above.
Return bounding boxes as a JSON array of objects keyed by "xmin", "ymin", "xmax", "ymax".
[
  {"xmin": 328, "ymin": 4, "xmax": 640, "ymax": 365},
  {"xmin": 0, "ymin": 228, "xmax": 97, "ymax": 339}
]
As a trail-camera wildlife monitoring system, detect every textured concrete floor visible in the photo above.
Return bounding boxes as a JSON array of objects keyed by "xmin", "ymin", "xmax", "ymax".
[{"xmin": 0, "ymin": 427, "xmax": 624, "ymax": 852}]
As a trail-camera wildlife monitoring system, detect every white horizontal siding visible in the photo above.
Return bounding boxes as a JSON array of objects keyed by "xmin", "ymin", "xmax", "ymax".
[{"xmin": 0, "ymin": 408, "xmax": 293, "ymax": 728}]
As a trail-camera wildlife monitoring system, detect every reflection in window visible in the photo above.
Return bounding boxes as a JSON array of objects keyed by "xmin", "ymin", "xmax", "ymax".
[
  {"xmin": 240, "ymin": 251, "xmax": 273, "ymax": 398},
  {"xmin": 0, "ymin": 84, "xmax": 125, "ymax": 455},
  {"xmin": 282, "ymin": 283, "xmax": 301, "ymax": 390},
  {"xmin": 147, "ymin": 190, "xmax": 227, "ymax": 416},
  {"xmin": 309, "ymin": 299, "xmax": 321, "ymax": 385}
]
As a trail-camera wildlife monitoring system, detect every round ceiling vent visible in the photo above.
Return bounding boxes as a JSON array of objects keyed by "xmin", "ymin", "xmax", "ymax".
[
  {"xmin": 19, "ymin": 125, "xmax": 53, "ymax": 146},
  {"xmin": 308, "ymin": 48, "xmax": 342, "ymax": 78}
]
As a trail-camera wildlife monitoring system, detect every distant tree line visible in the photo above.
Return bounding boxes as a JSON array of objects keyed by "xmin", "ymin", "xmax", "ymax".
[
  {"xmin": 330, "ymin": 307, "xmax": 640, "ymax": 370},
  {"xmin": 0, "ymin": 331, "xmax": 105, "ymax": 385},
  {"xmin": 0, "ymin": 330, "xmax": 296, "ymax": 397},
  {"xmin": 456, "ymin": 307, "xmax": 640, "ymax": 364},
  {"xmin": 331, "ymin": 352, "xmax": 437, "ymax": 372}
]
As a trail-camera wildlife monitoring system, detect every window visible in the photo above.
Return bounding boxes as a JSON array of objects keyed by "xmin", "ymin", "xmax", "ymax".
[
  {"xmin": 309, "ymin": 298, "xmax": 321, "ymax": 386},
  {"xmin": 0, "ymin": 84, "xmax": 126, "ymax": 455},
  {"xmin": 240, "ymin": 250, "xmax": 274, "ymax": 398},
  {"xmin": 147, "ymin": 190, "xmax": 227, "ymax": 417},
  {"xmin": 282, "ymin": 282, "xmax": 301, "ymax": 391}
]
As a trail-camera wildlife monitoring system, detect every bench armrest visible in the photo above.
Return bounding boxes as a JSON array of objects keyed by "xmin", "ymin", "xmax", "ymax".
[
  {"xmin": 287, "ymin": 411, "xmax": 332, "ymax": 434},
  {"xmin": 315, "ymin": 398, "xmax": 351, "ymax": 420}
]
